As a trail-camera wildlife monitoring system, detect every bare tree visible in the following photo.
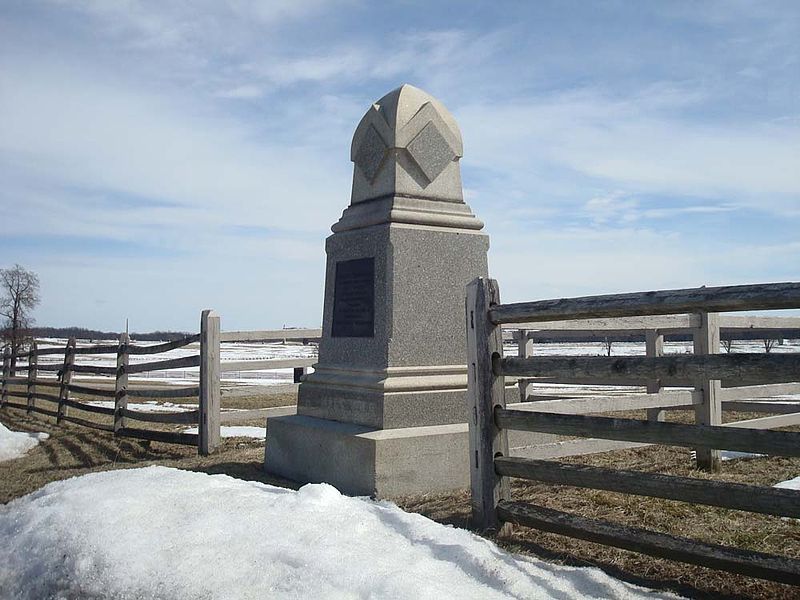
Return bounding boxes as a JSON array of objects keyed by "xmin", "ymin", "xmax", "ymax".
[
  {"xmin": 763, "ymin": 338, "xmax": 777, "ymax": 353},
  {"xmin": 1, "ymin": 265, "xmax": 40, "ymax": 373},
  {"xmin": 603, "ymin": 337, "xmax": 613, "ymax": 357},
  {"xmin": 722, "ymin": 339, "xmax": 733, "ymax": 353}
]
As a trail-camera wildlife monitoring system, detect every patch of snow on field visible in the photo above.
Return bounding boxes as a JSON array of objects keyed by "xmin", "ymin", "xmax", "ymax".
[
  {"xmin": 86, "ymin": 400, "xmax": 198, "ymax": 413},
  {"xmin": 183, "ymin": 426, "xmax": 265, "ymax": 439},
  {"xmin": 690, "ymin": 450, "xmax": 765, "ymax": 462},
  {"xmin": 0, "ymin": 467, "xmax": 680, "ymax": 600},
  {"xmin": 0, "ymin": 423, "xmax": 48, "ymax": 462},
  {"xmin": 774, "ymin": 476, "xmax": 800, "ymax": 491}
]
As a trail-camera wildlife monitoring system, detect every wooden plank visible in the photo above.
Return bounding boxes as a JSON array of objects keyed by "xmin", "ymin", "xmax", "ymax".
[
  {"xmin": 718, "ymin": 383, "xmax": 800, "ymax": 401},
  {"xmin": 466, "ymin": 277, "xmax": 511, "ymax": 532},
  {"xmin": 719, "ymin": 315, "xmax": 800, "ymax": 329},
  {"xmin": 32, "ymin": 347, "xmax": 69, "ymax": 356},
  {"xmin": 66, "ymin": 384, "xmax": 117, "ymax": 398},
  {"xmin": 117, "ymin": 427, "xmax": 199, "ymax": 446},
  {"xmin": 56, "ymin": 338, "xmax": 75, "ymax": 424},
  {"xmin": 72, "ymin": 344, "xmax": 119, "ymax": 355},
  {"xmin": 495, "ymin": 457, "xmax": 800, "ymax": 518},
  {"xmin": 724, "ymin": 413, "xmax": 800, "ymax": 430},
  {"xmin": 29, "ymin": 406, "xmax": 60, "ymax": 418},
  {"xmin": 489, "ymin": 282, "xmax": 800, "ymax": 324},
  {"xmin": 114, "ymin": 333, "xmax": 129, "ymax": 433},
  {"xmin": 60, "ymin": 415, "xmax": 114, "ymax": 432},
  {"xmin": 199, "ymin": 310, "xmax": 221, "ymax": 455},
  {"xmin": 1, "ymin": 347, "xmax": 10, "ymax": 406},
  {"xmin": 30, "ymin": 392, "xmax": 61, "ymax": 403},
  {"xmin": 495, "ymin": 408, "xmax": 800, "ymax": 457},
  {"xmin": 694, "ymin": 311, "xmax": 722, "ymax": 471},
  {"xmin": 503, "ymin": 315, "xmax": 700, "ymax": 332},
  {"xmin": 220, "ymin": 358, "xmax": 316, "ymax": 372},
  {"xmin": 496, "ymin": 501, "xmax": 800, "ymax": 585},
  {"xmin": 1, "ymin": 400, "xmax": 28, "ymax": 410},
  {"xmin": 723, "ymin": 401, "xmax": 800, "ymax": 414},
  {"xmin": 126, "ymin": 354, "xmax": 200, "ymax": 374},
  {"xmin": 507, "ymin": 390, "xmax": 700, "ymax": 415},
  {"xmin": 5, "ymin": 390, "xmax": 29, "ymax": 399},
  {"xmin": 219, "ymin": 329, "xmax": 321, "ymax": 342},
  {"xmin": 499, "ymin": 353, "xmax": 800, "ymax": 385},
  {"xmin": 126, "ymin": 386, "xmax": 200, "ymax": 399},
  {"xmin": 62, "ymin": 399, "xmax": 116, "ymax": 416},
  {"xmin": 27, "ymin": 342, "xmax": 37, "ymax": 414},
  {"xmin": 510, "ymin": 438, "xmax": 650, "ymax": 459},
  {"xmin": 646, "ymin": 329, "xmax": 666, "ymax": 422},
  {"xmin": 126, "ymin": 335, "xmax": 200, "ymax": 355},
  {"xmin": 119, "ymin": 407, "xmax": 199, "ymax": 425},
  {"xmin": 69, "ymin": 364, "xmax": 117, "ymax": 375}
]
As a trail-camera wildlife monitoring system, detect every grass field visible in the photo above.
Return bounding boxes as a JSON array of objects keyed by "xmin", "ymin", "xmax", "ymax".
[{"xmin": 2, "ymin": 393, "xmax": 799, "ymax": 599}]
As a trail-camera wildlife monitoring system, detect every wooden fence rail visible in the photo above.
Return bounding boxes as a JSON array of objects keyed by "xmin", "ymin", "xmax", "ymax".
[{"xmin": 467, "ymin": 277, "xmax": 800, "ymax": 585}]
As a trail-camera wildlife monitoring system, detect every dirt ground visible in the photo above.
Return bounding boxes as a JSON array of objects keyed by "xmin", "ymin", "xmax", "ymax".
[{"xmin": 1, "ymin": 397, "xmax": 799, "ymax": 599}]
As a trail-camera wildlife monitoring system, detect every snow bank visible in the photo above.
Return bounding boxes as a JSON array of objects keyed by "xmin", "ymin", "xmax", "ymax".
[
  {"xmin": 183, "ymin": 426, "xmax": 265, "ymax": 439},
  {"xmin": 0, "ymin": 423, "xmax": 48, "ymax": 462},
  {"xmin": 0, "ymin": 467, "xmax": 678, "ymax": 600}
]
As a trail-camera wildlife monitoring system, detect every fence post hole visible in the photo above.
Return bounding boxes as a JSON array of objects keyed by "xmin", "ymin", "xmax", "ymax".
[
  {"xmin": 27, "ymin": 341, "xmax": 37, "ymax": 414},
  {"xmin": 645, "ymin": 329, "xmax": 665, "ymax": 422},
  {"xmin": 694, "ymin": 311, "xmax": 721, "ymax": 471},
  {"xmin": 56, "ymin": 338, "xmax": 76, "ymax": 424},
  {"xmin": 114, "ymin": 333, "xmax": 130, "ymax": 433},
  {"xmin": 293, "ymin": 366, "xmax": 308, "ymax": 383},
  {"xmin": 199, "ymin": 310, "xmax": 221, "ymax": 455},
  {"xmin": 1, "ymin": 346, "xmax": 10, "ymax": 407},
  {"xmin": 466, "ymin": 277, "xmax": 511, "ymax": 533},
  {"xmin": 516, "ymin": 329, "xmax": 532, "ymax": 401}
]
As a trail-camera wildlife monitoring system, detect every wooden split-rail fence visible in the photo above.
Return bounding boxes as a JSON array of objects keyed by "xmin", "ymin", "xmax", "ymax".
[
  {"xmin": 467, "ymin": 279, "xmax": 800, "ymax": 585},
  {"xmin": 0, "ymin": 311, "xmax": 321, "ymax": 455}
]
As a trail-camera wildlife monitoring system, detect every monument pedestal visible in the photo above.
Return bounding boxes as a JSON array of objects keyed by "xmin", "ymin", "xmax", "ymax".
[
  {"xmin": 265, "ymin": 84, "xmax": 490, "ymax": 497},
  {"xmin": 266, "ymin": 416, "xmax": 469, "ymax": 497}
]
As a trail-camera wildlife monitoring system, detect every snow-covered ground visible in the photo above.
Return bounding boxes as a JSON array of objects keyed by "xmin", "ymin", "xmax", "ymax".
[
  {"xmin": 775, "ymin": 476, "xmax": 800, "ymax": 490},
  {"xmin": 0, "ymin": 466, "xmax": 680, "ymax": 600},
  {"xmin": 0, "ymin": 423, "xmax": 48, "ymax": 462},
  {"xmin": 183, "ymin": 425, "xmax": 266, "ymax": 439}
]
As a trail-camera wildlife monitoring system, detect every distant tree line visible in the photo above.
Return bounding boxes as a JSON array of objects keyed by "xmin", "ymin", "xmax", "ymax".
[{"xmin": 26, "ymin": 327, "xmax": 193, "ymax": 343}]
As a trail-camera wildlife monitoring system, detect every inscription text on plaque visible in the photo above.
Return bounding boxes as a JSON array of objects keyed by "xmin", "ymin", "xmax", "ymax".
[{"xmin": 331, "ymin": 257, "xmax": 375, "ymax": 337}]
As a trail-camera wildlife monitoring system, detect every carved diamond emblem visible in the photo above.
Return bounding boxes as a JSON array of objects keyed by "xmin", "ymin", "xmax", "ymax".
[
  {"xmin": 354, "ymin": 124, "xmax": 389, "ymax": 182},
  {"xmin": 406, "ymin": 122, "xmax": 456, "ymax": 183}
]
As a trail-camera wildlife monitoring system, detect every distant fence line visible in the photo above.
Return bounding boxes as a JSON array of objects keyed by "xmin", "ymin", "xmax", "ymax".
[
  {"xmin": 0, "ymin": 315, "xmax": 322, "ymax": 455},
  {"xmin": 466, "ymin": 279, "xmax": 800, "ymax": 585}
]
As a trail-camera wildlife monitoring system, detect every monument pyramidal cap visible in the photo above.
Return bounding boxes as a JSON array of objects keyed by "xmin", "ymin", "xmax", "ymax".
[{"xmin": 265, "ymin": 84, "xmax": 491, "ymax": 497}]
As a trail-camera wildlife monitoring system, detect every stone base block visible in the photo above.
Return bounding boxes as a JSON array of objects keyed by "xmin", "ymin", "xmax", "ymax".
[{"xmin": 264, "ymin": 414, "xmax": 469, "ymax": 497}]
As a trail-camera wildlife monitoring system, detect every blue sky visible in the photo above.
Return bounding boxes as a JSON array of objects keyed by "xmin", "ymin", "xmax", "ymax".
[{"xmin": 1, "ymin": 1, "xmax": 798, "ymax": 331}]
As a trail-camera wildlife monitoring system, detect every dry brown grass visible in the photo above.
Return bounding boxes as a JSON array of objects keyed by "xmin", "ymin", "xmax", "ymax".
[{"xmin": 2, "ymin": 394, "xmax": 799, "ymax": 599}]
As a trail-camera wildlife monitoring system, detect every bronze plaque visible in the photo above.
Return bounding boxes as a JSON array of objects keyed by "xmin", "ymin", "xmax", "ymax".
[{"xmin": 331, "ymin": 257, "xmax": 375, "ymax": 338}]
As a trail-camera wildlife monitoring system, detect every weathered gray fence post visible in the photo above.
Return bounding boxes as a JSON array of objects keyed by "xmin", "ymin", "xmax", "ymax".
[
  {"xmin": 114, "ymin": 333, "xmax": 130, "ymax": 433},
  {"xmin": 466, "ymin": 277, "xmax": 511, "ymax": 532},
  {"xmin": 516, "ymin": 329, "xmax": 532, "ymax": 401},
  {"xmin": 199, "ymin": 310, "xmax": 221, "ymax": 455},
  {"xmin": 645, "ymin": 329, "xmax": 665, "ymax": 422},
  {"xmin": 1, "ymin": 346, "xmax": 10, "ymax": 407},
  {"xmin": 56, "ymin": 337, "xmax": 75, "ymax": 424},
  {"xmin": 694, "ymin": 311, "xmax": 721, "ymax": 471},
  {"xmin": 27, "ymin": 341, "xmax": 37, "ymax": 414}
]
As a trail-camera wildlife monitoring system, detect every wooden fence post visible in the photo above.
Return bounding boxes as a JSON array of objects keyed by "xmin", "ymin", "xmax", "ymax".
[
  {"xmin": 694, "ymin": 312, "xmax": 721, "ymax": 471},
  {"xmin": 199, "ymin": 310, "xmax": 221, "ymax": 455},
  {"xmin": 516, "ymin": 329, "xmax": 532, "ymax": 402},
  {"xmin": 645, "ymin": 329, "xmax": 665, "ymax": 422},
  {"xmin": 27, "ymin": 341, "xmax": 37, "ymax": 414},
  {"xmin": 1, "ymin": 346, "xmax": 10, "ymax": 407},
  {"xmin": 114, "ymin": 333, "xmax": 130, "ymax": 433},
  {"xmin": 56, "ymin": 338, "xmax": 75, "ymax": 424},
  {"xmin": 466, "ymin": 277, "xmax": 511, "ymax": 533}
]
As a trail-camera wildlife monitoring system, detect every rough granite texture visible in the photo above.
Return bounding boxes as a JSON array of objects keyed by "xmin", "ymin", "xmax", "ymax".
[{"xmin": 266, "ymin": 83, "xmax": 491, "ymax": 497}]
